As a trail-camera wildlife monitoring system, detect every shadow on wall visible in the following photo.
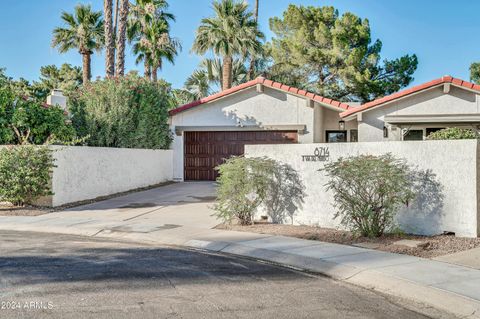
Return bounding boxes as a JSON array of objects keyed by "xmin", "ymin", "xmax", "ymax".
[
  {"xmin": 397, "ymin": 169, "xmax": 445, "ymax": 235},
  {"xmin": 263, "ymin": 162, "xmax": 306, "ymax": 224},
  {"xmin": 225, "ymin": 110, "xmax": 263, "ymax": 127}
]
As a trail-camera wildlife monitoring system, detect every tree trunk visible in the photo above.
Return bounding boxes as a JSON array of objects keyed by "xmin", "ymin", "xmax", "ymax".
[
  {"xmin": 113, "ymin": 0, "xmax": 119, "ymax": 33},
  {"xmin": 104, "ymin": 0, "xmax": 115, "ymax": 77},
  {"xmin": 115, "ymin": 0, "xmax": 129, "ymax": 76},
  {"xmin": 144, "ymin": 62, "xmax": 151, "ymax": 80},
  {"xmin": 222, "ymin": 55, "xmax": 233, "ymax": 90},
  {"xmin": 248, "ymin": 0, "xmax": 259, "ymax": 80},
  {"xmin": 82, "ymin": 53, "xmax": 91, "ymax": 83},
  {"xmin": 152, "ymin": 67, "xmax": 158, "ymax": 82}
]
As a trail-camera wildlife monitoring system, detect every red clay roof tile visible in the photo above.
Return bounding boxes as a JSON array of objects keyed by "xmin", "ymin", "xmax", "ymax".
[
  {"xmin": 340, "ymin": 76, "xmax": 480, "ymax": 118},
  {"xmin": 169, "ymin": 77, "xmax": 351, "ymax": 116}
]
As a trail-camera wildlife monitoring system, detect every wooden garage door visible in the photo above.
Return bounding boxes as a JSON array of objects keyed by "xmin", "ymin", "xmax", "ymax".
[{"xmin": 184, "ymin": 131, "xmax": 298, "ymax": 181}]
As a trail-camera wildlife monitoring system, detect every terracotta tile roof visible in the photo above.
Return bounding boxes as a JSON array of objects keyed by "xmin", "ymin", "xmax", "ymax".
[
  {"xmin": 169, "ymin": 77, "xmax": 352, "ymax": 116},
  {"xmin": 340, "ymin": 76, "xmax": 480, "ymax": 118}
]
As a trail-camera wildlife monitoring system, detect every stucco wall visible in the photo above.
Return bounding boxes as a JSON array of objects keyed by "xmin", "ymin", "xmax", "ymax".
[
  {"xmin": 49, "ymin": 146, "xmax": 173, "ymax": 206},
  {"xmin": 358, "ymin": 86, "xmax": 480, "ymax": 142},
  {"xmin": 246, "ymin": 140, "xmax": 479, "ymax": 238},
  {"xmin": 170, "ymin": 86, "xmax": 319, "ymax": 180}
]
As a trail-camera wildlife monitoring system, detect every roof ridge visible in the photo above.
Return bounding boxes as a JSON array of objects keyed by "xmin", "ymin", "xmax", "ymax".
[{"xmin": 170, "ymin": 78, "xmax": 351, "ymax": 116}]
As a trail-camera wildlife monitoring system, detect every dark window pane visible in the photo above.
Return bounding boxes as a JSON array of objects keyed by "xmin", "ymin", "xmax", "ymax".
[
  {"xmin": 404, "ymin": 129, "xmax": 423, "ymax": 141},
  {"xmin": 350, "ymin": 130, "xmax": 358, "ymax": 142},
  {"xmin": 426, "ymin": 128, "xmax": 445, "ymax": 137},
  {"xmin": 326, "ymin": 131, "xmax": 347, "ymax": 143}
]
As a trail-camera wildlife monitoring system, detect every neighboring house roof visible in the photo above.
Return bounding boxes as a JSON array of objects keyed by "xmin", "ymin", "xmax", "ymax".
[
  {"xmin": 169, "ymin": 77, "xmax": 352, "ymax": 116},
  {"xmin": 340, "ymin": 76, "xmax": 480, "ymax": 118}
]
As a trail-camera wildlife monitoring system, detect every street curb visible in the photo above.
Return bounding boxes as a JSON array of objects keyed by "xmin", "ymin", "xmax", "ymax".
[{"xmin": 186, "ymin": 240, "xmax": 480, "ymax": 319}]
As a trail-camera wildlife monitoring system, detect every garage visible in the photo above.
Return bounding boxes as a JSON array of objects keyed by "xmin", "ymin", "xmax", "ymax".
[
  {"xmin": 169, "ymin": 77, "xmax": 352, "ymax": 181},
  {"xmin": 184, "ymin": 131, "xmax": 297, "ymax": 181}
]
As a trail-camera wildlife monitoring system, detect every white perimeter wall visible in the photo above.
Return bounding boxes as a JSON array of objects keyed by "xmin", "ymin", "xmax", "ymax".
[
  {"xmin": 50, "ymin": 146, "xmax": 173, "ymax": 206},
  {"xmin": 246, "ymin": 140, "xmax": 479, "ymax": 238}
]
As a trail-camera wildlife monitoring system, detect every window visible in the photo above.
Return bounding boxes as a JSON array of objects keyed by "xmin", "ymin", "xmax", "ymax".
[
  {"xmin": 326, "ymin": 130, "xmax": 347, "ymax": 143},
  {"xmin": 426, "ymin": 127, "xmax": 445, "ymax": 137},
  {"xmin": 350, "ymin": 129, "xmax": 358, "ymax": 142},
  {"xmin": 403, "ymin": 129, "xmax": 423, "ymax": 141}
]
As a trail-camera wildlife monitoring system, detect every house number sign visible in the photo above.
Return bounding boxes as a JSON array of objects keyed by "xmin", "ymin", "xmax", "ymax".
[{"xmin": 301, "ymin": 147, "xmax": 330, "ymax": 162}]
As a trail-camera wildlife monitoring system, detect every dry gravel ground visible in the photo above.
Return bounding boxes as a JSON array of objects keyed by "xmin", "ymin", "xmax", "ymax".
[
  {"xmin": 0, "ymin": 205, "xmax": 52, "ymax": 216},
  {"xmin": 217, "ymin": 223, "xmax": 480, "ymax": 258}
]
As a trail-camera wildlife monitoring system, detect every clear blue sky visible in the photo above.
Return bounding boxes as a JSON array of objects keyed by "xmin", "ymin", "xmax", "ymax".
[{"xmin": 0, "ymin": 0, "xmax": 479, "ymax": 89}]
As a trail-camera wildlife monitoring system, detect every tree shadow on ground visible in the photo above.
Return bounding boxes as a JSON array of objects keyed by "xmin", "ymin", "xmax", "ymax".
[{"xmin": 0, "ymin": 246, "xmax": 304, "ymax": 290}]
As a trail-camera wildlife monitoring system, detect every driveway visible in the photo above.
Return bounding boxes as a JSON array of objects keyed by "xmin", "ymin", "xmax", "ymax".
[
  {"xmin": 0, "ymin": 230, "xmax": 446, "ymax": 319},
  {"xmin": 60, "ymin": 181, "xmax": 219, "ymax": 228},
  {"xmin": 0, "ymin": 182, "xmax": 223, "ymax": 243}
]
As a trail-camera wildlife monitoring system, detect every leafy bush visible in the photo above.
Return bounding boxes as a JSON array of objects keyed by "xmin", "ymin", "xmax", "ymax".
[
  {"xmin": 322, "ymin": 154, "xmax": 415, "ymax": 237},
  {"xmin": 427, "ymin": 127, "xmax": 477, "ymax": 140},
  {"xmin": 214, "ymin": 156, "xmax": 305, "ymax": 225},
  {"xmin": 0, "ymin": 146, "xmax": 55, "ymax": 206},
  {"xmin": 69, "ymin": 74, "xmax": 173, "ymax": 149},
  {"xmin": 0, "ymin": 70, "xmax": 76, "ymax": 145}
]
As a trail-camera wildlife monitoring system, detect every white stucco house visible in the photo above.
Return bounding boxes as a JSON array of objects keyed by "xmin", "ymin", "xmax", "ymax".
[{"xmin": 169, "ymin": 75, "xmax": 480, "ymax": 181}]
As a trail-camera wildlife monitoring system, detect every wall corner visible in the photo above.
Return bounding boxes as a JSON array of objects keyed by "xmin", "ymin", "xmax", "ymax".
[{"xmin": 476, "ymin": 140, "xmax": 480, "ymax": 237}]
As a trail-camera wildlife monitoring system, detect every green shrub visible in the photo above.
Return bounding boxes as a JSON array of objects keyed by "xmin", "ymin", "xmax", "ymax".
[
  {"xmin": 214, "ymin": 156, "xmax": 305, "ymax": 225},
  {"xmin": 0, "ymin": 146, "xmax": 55, "ymax": 206},
  {"xmin": 427, "ymin": 127, "xmax": 477, "ymax": 140},
  {"xmin": 0, "ymin": 70, "xmax": 76, "ymax": 145},
  {"xmin": 322, "ymin": 154, "xmax": 415, "ymax": 237},
  {"xmin": 69, "ymin": 74, "xmax": 173, "ymax": 149}
]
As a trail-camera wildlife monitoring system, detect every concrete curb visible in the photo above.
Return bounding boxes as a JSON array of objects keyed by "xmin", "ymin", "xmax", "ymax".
[{"xmin": 185, "ymin": 240, "xmax": 480, "ymax": 319}]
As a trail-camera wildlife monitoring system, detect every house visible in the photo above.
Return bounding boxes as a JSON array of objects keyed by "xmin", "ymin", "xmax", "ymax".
[
  {"xmin": 169, "ymin": 76, "xmax": 480, "ymax": 181},
  {"xmin": 169, "ymin": 77, "xmax": 357, "ymax": 181},
  {"xmin": 341, "ymin": 76, "xmax": 480, "ymax": 141}
]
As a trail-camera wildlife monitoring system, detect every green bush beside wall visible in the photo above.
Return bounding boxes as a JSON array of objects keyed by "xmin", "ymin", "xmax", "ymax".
[
  {"xmin": 427, "ymin": 127, "xmax": 477, "ymax": 140},
  {"xmin": 0, "ymin": 146, "xmax": 54, "ymax": 206}
]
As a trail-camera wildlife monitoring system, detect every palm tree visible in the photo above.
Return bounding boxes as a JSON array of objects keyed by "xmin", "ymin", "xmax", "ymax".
[
  {"xmin": 104, "ymin": 0, "xmax": 115, "ymax": 77},
  {"xmin": 179, "ymin": 58, "xmax": 247, "ymax": 103},
  {"xmin": 128, "ymin": 0, "xmax": 176, "ymax": 79},
  {"xmin": 248, "ymin": 0, "xmax": 259, "ymax": 80},
  {"xmin": 192, "ymin": 0, "xmax": 264, "ymax": 91},
  {"xmin": 184, "ymin": 70, "xmax": 212, "ymax": 100},
  {"xmin": 52, "ymin": 5, "xmax": 104, "ymax": 84},
  {"xmin": 132, "ymin": 20, "xmax": 181, "ymax": 82},
  {"xmin": 115, "ymin": 0, "xmax": 130, "ymax": 76}
]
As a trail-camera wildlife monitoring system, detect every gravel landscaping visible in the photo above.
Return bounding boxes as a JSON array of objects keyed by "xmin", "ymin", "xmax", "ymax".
[
  {"xmin": 217, "ymin": 223, "xmax": 480, "ymax": 258},
  {"xmin": 0, "ymin": 205, "xmax": 53, "ymax": 216}
]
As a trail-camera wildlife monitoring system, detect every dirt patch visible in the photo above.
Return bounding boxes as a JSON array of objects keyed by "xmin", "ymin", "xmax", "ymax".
[
  {"xmin": 0, "ymin": 205, "xmax": 53, "ymax": 216},
  {"xmin": 216, "ymin": 223, "xmax": 480, "ymax": 258}
]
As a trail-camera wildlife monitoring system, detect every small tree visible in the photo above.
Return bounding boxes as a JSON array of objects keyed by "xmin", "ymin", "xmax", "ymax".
[
  {"xmin": 427, "ymin": 127, "xmax": 477, "ymax": 140},
  {"xmin": 322, "ymin": 154, "xmax": 415, "ymax": 237},
  {"xmin": 214, "ymin": 157, "xmax": 274, "ymax": 225},
  {"xmin": 214, "ymin": 156, "xmax": 305, "ymax": 225}
]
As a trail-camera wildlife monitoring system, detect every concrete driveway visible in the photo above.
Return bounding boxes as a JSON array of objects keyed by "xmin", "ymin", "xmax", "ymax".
[
  {"xmin": 0, "ymin": 182, "xmax": 221, "ymax": 240},
  {"xmin": 58, "ymin": 181, "xmax": 219, "ymax": 229}
]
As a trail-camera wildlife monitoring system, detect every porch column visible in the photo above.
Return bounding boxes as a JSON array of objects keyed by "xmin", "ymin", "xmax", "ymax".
[{"xmin": 313, "ymin": 101, "xmax": 324, "ymax": 143}]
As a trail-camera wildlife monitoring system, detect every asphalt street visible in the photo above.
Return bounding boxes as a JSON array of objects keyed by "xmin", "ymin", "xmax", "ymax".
[{"xmin": 0, "ymin": 231, "xmax": 452, "ymax": 319}]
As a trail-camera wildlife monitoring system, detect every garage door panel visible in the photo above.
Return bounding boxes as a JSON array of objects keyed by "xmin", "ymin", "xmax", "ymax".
[{"xmin": 184, "ymin": 131, "xmax": 297, "ymax": 181}]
